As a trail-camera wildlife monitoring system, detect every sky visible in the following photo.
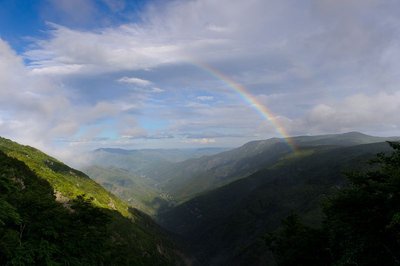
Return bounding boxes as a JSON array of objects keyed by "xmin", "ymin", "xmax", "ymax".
[{"xmin": 1, "ymin": 0, "xmax": 400, "ymax": 163}]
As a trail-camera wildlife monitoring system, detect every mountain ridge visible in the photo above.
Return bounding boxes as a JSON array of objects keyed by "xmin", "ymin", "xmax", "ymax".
[
  {"xmin": 83, "ymin": 132, "xmax": 400, "ymax": 216},
  {"xmin": 153, "ymin": 132, "xmax": 398, "ymax": 202}
]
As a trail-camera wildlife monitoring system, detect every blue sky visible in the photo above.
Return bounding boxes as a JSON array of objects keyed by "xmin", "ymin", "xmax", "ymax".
[{"xmin": 1, "ymin": 0, "xmax": 400, "ymax": 163}]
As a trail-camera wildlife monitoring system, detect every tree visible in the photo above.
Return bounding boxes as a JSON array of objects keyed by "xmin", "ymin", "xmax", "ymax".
[
  {"xmin": 266, "ymin": 213, "xmax": 330, "ymax": 266},
  {"xmin": 324, "ymin": 142, "xmax": 400, "ymax": 265},
  {"xmin": 268, "ymin": 142, "xmax": 400, "ymax": 266}
]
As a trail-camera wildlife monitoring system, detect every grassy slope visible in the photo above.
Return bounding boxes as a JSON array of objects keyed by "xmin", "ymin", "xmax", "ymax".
[
  {"xmin": 0, "ymin": 137, "xmax": 130, "ymax": 216},
  {"xmin": 0, "ymin": 137, "xmax": 183, "ymax": 265}
]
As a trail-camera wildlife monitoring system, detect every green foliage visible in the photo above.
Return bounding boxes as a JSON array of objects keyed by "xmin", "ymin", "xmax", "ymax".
[
  {"xmin": 0, "ymin": 137, "xmax": 129, "ymax": 216},
  {"xmin": 268, "ymin": 141, "xmax": 400, "ymax": 266},
  {"xmin": 266, "ymin": 214, "xmax": 330, "ymax": 266},
  {"xmin": 0, "ymin": 150, "xmax": 109, "ymax": 265},
  {"xmin": 0, "ymin": 138, "xmax": 183, "ymax": 265},
  {"xmin": 322, "ymin": 141, "xmax": 400, "ymax": 265},
  {"xmin": 160, "ymin": 141, "xmax": 394, "ymax": 265}
]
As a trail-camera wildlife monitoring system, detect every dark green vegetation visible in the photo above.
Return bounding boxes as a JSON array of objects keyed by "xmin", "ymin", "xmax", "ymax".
[
  {"xmin": 65, "ymin": 132, "xmax": 399, "ymax": 265},
  {"xmin": 157, "ymin": 133, "xmax": 398, "ymax": 265},
  {"xmin": 267, "ymin": 142, "xmax": 400, "ymax": 266},
  {"xmin": 0, "ymin": 137, "xmax": 182, "ymax": 265}
]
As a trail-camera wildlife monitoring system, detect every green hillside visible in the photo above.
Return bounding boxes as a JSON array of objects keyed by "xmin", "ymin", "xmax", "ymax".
[
  {"xmin": 84, "ymin": 165, "xmax": 164, "ymax": 215},
  {"xmin": 0, "ymin": 137, "xmax": 130, "ymax": 216},
  {"xmin": 0, "ymin": 137, "xmax": 183, "ymax": 265},
  {"xmin": 158, "ymin": 142, "xmax": 394, "ymax": 265},
  {"xmin": 267, "ymin": 142, "xmax": 400, "ymax": 265}
]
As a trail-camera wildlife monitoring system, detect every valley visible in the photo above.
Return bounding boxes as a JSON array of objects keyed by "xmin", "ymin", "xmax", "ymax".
[
  {"xmin": 80, "ymin": 132, "xmax": 399, "ymax": 265},
  {"xmin": 0, "ymin": 132, "xmax": 399, "ymax": 265}
]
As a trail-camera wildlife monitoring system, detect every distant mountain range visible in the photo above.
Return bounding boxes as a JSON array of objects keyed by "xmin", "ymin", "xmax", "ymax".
[
  {"xmin": 156, "ymin": 132, "xmax": 399, "ymax": 202},
  {"xmin": 84, "ymin": 132, "xmax": 399, "ymax": 212},
  {"xmin": 82, "ymin": 132, "xmax": 399, "ymax": 265}
]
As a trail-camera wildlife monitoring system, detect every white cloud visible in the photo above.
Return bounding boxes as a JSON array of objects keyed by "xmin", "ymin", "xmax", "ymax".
[
  {"xmin": 150, "ymin": 87, "xmax": 164, "ymax": 93},
  {"xmin": 0, "ymin": 38, "xmax": 147, "ymax": 162},
  {"xmin": 30, "ymin": 64, "xmax": 84, "ymax": 76},
  {"xmin": 298, "ymin": 91, "xmax": 400, "ymax": 134},
  {"xmin": 117, "ymin": 76, "xmax": 152, "ymax": 86},
  {"xmin": 26, "ymin": 1, "xmax": 303, "ymax": 74},
  {"xmin": 2, "ymin": 0, "xmax": 400, "ymax": 161},
  {"xmin": 23, "ymin": 0, "xmax": 400, "ymax": 102}
]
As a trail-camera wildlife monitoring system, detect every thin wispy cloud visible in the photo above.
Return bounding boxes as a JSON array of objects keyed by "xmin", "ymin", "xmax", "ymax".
[{"xmin": 117, "ymin": 76, "xmax": 152, "ymax": 86}]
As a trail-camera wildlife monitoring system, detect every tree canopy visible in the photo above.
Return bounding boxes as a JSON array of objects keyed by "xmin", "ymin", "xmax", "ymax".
[{"xmin": 267, "ymin": 142, "xmax": 400, "ymax": 266}]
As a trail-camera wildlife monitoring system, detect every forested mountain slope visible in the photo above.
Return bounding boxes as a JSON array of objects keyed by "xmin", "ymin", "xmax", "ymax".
[
  {"xmin": 158, "ymin": 141, "xmax": 394, "ymax": 265},
  {"xmin": 267, "ymin": 142, "xmax": 400, "ymax": 265},
  {"xmin": 151, "ymin": 132, "xmax": 397, "ymax": 203},
  {"xmin": 0, "ymin": 137, "xmax": 183, "ymax": 265},
  {"xmin": 83, "ymin": 132, "xmax": 398, "ymax": 216}
]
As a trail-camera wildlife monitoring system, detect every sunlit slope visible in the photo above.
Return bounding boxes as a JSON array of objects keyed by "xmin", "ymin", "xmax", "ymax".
[
  {"xmin": 0, "ymin": 137, "xmax": 184, "ymax": 265},
  {"xmin": 0, "ymin": 137, "xmax": 130, "ymax": 216},
  {"xmin": 84, "ymin": 165, "xmax": 162, "ymax": 215}
]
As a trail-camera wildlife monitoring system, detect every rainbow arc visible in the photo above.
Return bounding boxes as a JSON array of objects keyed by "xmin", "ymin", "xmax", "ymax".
[{"xmin": 194, "ymin": 62, "xmax": 297, "ymax": 152}]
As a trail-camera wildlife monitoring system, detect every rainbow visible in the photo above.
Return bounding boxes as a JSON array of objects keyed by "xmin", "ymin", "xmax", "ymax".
[{"xmin": 194, "ymin": 62, "xmax": 297, "ymax": 151}]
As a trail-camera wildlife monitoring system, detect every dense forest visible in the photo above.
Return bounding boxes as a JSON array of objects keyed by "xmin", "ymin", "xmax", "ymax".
[
  {"xmin": 267, "ymin": 142, "xmax": 400, "ymax": 265},
  {"xmin": 157, "ymin": 137, "xmax": 395, "ymax": 265}
]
